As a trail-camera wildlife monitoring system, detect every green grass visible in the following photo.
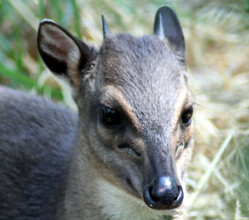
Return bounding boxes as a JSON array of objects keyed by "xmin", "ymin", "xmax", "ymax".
[{"xmin": 0, "ymin": 0, "xmax": 248, "ymax": 219}]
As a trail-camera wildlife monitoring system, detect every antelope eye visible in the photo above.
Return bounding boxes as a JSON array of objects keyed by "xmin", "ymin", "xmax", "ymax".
[
  {"xmin": 181, "ymin": 106, "xmax": 193, "ymax": 126},
  {"xmin": 100, "ymin": 105, "xmax": 121, "ymax": 127}
]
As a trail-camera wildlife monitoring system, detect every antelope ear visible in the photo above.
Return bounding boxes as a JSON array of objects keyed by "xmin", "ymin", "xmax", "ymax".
[
  {"xmin": 154, "ymin": 6, "xmax": 185, "ymax": 66},
  {"xmin": 37, "ymin": 19, "xmax": 92, "ymax": 87}
]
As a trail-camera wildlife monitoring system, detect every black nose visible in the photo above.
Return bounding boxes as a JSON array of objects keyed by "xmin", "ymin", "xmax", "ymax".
[{"xmin": 143, "ymin": 176, "xmax": 184, "ymax": 210}]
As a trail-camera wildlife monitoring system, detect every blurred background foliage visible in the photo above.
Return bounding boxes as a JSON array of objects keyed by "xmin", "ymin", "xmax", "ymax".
[{"xmin": 0, "ymin": 0, "xmax": 248, "ymax": 219}]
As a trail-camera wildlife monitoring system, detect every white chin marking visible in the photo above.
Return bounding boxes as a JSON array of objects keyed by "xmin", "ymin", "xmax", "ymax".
[{"xmin": 97, "ymin": 179, "xmax": 180, "ymax": 220}]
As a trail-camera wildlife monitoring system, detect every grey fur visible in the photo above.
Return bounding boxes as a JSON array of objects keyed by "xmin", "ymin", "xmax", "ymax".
[
  {"xmin": 0, "ymin": 87, "xmax": 77, "ymax": 219},
  {"xmin": 0, "ymin": 6, "xmax": 194, "ymax": 220}
]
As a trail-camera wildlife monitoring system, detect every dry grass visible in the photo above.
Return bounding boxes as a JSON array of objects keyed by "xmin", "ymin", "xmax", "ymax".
[
  {"xmin": 184, "ymin": 3, "xmax": 249, "ymax": 218},
  {"xmin": 0, "ymin": 0, "xmax": 248, "ymax": 219}
]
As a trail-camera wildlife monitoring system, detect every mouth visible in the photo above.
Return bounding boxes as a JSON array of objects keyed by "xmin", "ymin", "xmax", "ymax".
[
  {"xmin": 124, "ymin": 178, "xmax": 141, "ymax": 199},
  {"xmin": 123, "ymin": 177, "xmax": 182, "ymax": 216}
]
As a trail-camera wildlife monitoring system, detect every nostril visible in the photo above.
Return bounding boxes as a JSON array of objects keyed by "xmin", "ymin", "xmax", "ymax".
[
  {"xmin": 143, "ymin": 185, "xmax": 158, "ymax": 208},
  {"xmin": 172, "ymin": 185, "xmax": 184, "ymax": 207},
  {"xmin": 175, "ymin": 186, "xmax": 181, "ymax": 200},
  {"xmin": 149, "ymin": 186, "xmax": 159, "ymax": 202}
]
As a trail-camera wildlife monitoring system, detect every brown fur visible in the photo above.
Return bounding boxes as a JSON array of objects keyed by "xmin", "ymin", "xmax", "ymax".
[
  {"xmin": 0, "ymin": 6, "xmax": 194, "ymax": 220},
  {"xmin": 38, "ymin": 7, "xmax": 195, "ymax": 220}
]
